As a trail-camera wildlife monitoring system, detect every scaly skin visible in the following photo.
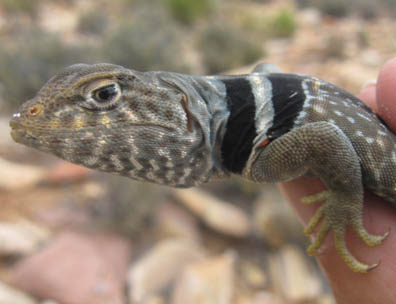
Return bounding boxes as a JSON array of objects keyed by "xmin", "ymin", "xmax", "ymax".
[{"xmin": 9, "ymin": 63, "xmax": 396, "ymax": 273}]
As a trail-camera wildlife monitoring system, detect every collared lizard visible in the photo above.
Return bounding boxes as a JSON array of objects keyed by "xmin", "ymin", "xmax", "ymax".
[{"xmin": 9, "ymin": 63, "xmax": 395, "ymax": 273}]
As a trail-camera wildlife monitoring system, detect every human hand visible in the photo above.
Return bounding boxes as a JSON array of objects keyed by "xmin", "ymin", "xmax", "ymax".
[{"xmin": 279, "ymin": 58, "xmax": 396, "ymax": 304}]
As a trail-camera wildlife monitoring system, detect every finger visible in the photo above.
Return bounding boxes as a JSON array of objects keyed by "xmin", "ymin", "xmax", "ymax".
[
  {"xmin": 279, "ymin": 59, "xmax": 396, "ymax": 303},
  {"xmin": 358, "ymin": 81, "xmax": 377, "ymax": 111},
  {"xmin": 377, "ymin": 58, "xmax": 396, "ymax": 132},
  {"xmin": 319, "ymin": 192, "xmax": 396, "ymax": 303},
  {"xmin": 278, "ymin": 178, "xmax": 325, "ymax": 224}
]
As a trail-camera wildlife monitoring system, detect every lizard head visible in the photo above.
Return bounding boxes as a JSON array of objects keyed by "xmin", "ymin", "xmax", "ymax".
[{"xmin": 10, "ymin": 63, "xmax": 214, "ymax": 187}]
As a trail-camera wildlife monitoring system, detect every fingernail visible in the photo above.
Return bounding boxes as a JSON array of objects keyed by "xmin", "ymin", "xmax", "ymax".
[{"xmin": 362, "ymin": 79, "xmax": 377, "ymax": 89}]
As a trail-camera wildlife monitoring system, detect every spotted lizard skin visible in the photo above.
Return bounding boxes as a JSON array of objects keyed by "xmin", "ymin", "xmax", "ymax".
[{"xmin": 9, "ymin": 63, "xmax": 396, "ymax": 273}]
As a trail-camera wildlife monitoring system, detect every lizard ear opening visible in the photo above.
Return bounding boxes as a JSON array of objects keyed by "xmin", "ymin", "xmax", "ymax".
[{"xmin": 160, "ymin": 77, "xmax": 195, "ymax": 133}]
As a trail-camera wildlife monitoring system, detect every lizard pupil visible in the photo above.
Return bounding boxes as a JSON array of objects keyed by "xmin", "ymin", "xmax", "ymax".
[{"xmin": 94, "ymin": 84, "xmax": 117, "ymax": 102}]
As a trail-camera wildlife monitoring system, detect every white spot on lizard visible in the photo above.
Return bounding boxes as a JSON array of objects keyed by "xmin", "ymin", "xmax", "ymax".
[
  {"xmin": 149, "ymin": 159, "xmax": 160, "ymax": 171},
  {"xmin": 85, "ymin": 156, "xmax": 98, "ymax": 166},
  {"xmin": 110, "ymin": 154, "xmax": 124, "ymax": 171},
  {"xmin": 342, "ymin": 101, "xmax": 351, "ymax": 108},
  {"xmin": 130, "ymin": 157, "xmax": 143, "ymax": 170},
  {"xmin": 392, "ymin": 151, "xmax": 396, "ymax": 164},
  {"xmin": 347, "ymin": 117, "xmax": 355, "ymax": 124},
  {"xmin": 376, "ymin": 137, "xmax": 385, "ymax": 149},
  {"xmin": 357, "ymin": 113, "xmax": 372, "ymax": 122}
]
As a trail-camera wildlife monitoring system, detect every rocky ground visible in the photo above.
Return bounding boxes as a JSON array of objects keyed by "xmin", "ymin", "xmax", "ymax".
[
  {"xmin": 0, "ymin": 1, "xmax": 395, "ymax": 304},
  {"xmin": 0, "ymin": 126, "xmax": 329, "ymax": 304}
]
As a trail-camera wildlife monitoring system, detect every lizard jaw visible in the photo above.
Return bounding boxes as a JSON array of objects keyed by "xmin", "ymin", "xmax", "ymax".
[
  {"xmin": 9, "ymin": 117, "xmax": 23, "ymax": 143},
  {"xmin": 9, "ymin": 116, "xmax": 39, "ymax": 145}
]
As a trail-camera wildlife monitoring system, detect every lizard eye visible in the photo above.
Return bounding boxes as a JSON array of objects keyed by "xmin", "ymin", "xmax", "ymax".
[
  {"xmin": 92, "ymin": 84, "xmax": 119, "ymax": 103},
  {"xmin": 85, "ymin": 82, "xmax": 121, "ymax": 111}
]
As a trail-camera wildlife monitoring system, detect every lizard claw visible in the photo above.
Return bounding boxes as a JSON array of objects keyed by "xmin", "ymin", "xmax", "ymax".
[
  {"xmin": 334, "ymin": 229, "xmax": 379, "ymax": 273},
  {"xmin": 352, "ymin": 218, "xmax": 389, "ymax": 247},
  {"xmin": 301, "ymin": 191, "xmax": 389, "ymax": 273}
]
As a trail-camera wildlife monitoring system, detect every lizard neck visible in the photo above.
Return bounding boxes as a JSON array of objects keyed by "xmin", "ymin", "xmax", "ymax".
[
  {"xmin": 208, "ymin": 73, "xmax": 307, "ymax": 176},
  {"xmin": 211, "ymin": 74, "xmax": 275, "ymax": 175},
  {"xmin": 183, "ymin": 73, "xmax": 278, "ymax": 177},
  {"xmin": 153, "ymin": 72, "xmax": 306, "ymax": 184},
  {"xmin": 155, "ymin": 72, "xmax": 231, "ymax": 184}
]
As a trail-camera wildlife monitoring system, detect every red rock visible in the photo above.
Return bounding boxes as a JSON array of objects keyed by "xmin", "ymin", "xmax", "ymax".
[
  {"xmin": 33, "ymin": 205, "xmax": 92, "ymax": 230},
  {"xmin": 9, "ymin": 231, "xmax": 132, "ymax": 304}
]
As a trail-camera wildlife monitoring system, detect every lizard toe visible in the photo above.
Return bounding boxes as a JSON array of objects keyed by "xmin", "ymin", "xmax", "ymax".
[
  {"xmin": 352, "ymin": 218, "xmax": 390, "ymax": 247},
  {"xmin": 306, "ymin": 218, "xmax": 330, "ymax": 255},
  {"xmin": 334, "ymin": 229, "xmax": 379, "ymax": 273},
  {"xmin": 301, "ymin": 190, "xmax": 330, "ymax": 205}
]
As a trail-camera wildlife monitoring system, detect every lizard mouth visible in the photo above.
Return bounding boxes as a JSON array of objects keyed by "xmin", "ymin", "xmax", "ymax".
[
  {"xmin": 9, "ymin": 116, "xmax": 37, "ymax": 144},
  {"xmin": 10, "ymin": 123, "xmax": 27, "ymax": 144},
  {"xmin": 10, "ymin": 128, "xmax": 22, "ymax": 143},
  {"xmin": 10, "ymin": 116, "xmax": 23, "ymax": 143}
]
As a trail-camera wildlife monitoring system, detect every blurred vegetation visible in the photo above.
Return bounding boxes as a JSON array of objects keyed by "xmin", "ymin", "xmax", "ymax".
[
  {"xmin": 0, "ymin": 0, "xmax": 76, "ymax": 15},
  {"xmin": 241, "ymin": 9, "xmax": 297, "ymax": 39},
  {"xmin": 297, "ymin": 0, "xmax": 396, "ymax": 18},
  {"xmin": 0, "ymin": 0, "xmax": 393, "ymax": 112},
  {"xmin": 162, "ymin": 0, "xmax": 214, "ymax": 24},
  {"xmin": 0, "ymin": 0, "xmax": 267, "ymax": 111},
  {"xmin": 77, "ymin": 11, "xmax": 108, "ymax": 35},
  {"xmin": 0, "ymin": 29, "xmax": 97, "ymax": 110},
  {"xmin": 199, "ymin": 23, "xmax": 263, "ymax": 74},
  {"xmin": 0, "ymin": 0, "xmax": 37, "ymax": 15},
  {"xmin": 101, "ymin": 5, "xmax": 188, "ymax": 72},
  {"xmin": 269, "ymin": 9, "xmax": 296, "ymax": 38},
  {"xmin": 357, "ymin": 30, "xmax": 370, "ymax": 49},
  {"xmin": 324, "ymin": 35, "xmax": 346, "ymax": 59}
]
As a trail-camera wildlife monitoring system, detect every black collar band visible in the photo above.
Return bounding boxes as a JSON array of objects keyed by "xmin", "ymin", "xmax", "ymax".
[{"xmin": 221, "ymin": 78, "xmax": 257, "ymax": 174}]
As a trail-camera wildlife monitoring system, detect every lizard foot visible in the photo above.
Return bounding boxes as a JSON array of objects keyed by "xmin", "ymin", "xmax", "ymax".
[{"xmin": 301, "ymin": 191, "xmax": 389, "ymax": 273}]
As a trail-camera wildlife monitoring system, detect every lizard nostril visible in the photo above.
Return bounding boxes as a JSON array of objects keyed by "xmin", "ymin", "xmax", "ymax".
[{"xmin": 28, "ymin": 105, "xmax": 42, "ymax": 117}]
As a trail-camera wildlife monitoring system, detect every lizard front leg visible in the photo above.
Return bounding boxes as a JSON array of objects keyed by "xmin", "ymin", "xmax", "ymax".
[{"xmin": 245, "ymin": 121, "xmax": 388, "ymax": 273}]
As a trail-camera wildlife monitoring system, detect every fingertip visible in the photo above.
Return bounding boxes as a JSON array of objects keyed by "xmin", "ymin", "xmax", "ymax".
[
  {"xmin": 358, "ymin": 84, "xmax": 378, "ymax": 111},
  {"xmin": 377, "ymin": 58, "xmax": 396, "ymax": 131}
]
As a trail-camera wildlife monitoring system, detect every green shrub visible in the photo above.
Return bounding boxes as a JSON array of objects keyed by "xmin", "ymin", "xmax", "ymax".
[
  {"xmin": 199, "ymin": 23, "xmax": 263, "ymax": 74},
  {"xmin": 0, "ymin": 0, "xmax": 37, "ymax": 15},
  {"xmin": 270, "ymin": 9, "xmax": 296, "ymax": 38},
  {"xmin": 162, "ymin": 0, "xmax": 213, "ymax": 24}
]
